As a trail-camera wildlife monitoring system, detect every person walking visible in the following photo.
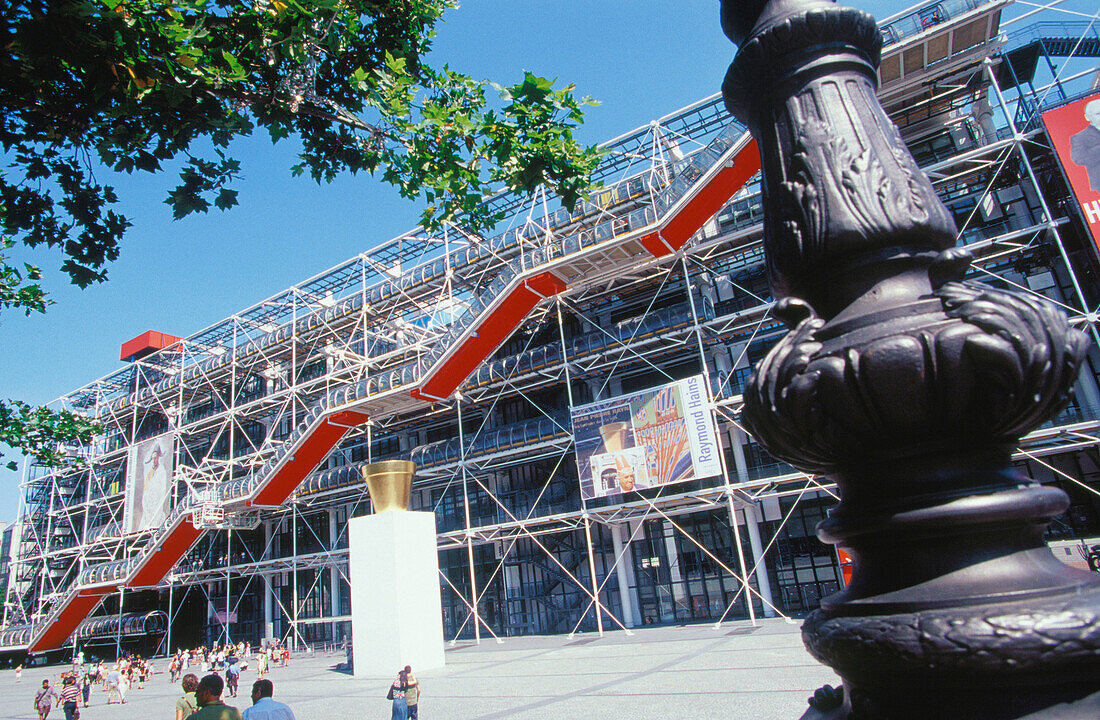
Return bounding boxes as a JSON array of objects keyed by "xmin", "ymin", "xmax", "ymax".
[
  {"xmin": 186, "ymin": 674, "xmax": 242, "ymax": 720},
  {"xmin": 35, "ymin": 680, "xmax": 58, "ymax": 720},
  {"xmin": 80, "ymin": 672, "xmax": 92, "ymax": 707},
  {"xmin": 15, "ymin": 664, "xmax": 22, "ymax": 682},
  {"xmin": 176, "ymin": 674, "xmax": 200, "ymax": 720},
  {"xmin": 118, "ymin": 666, "xmax": 129, "ymax": 704},
  {"xmin": 225, "ymin": 661, "xmax": 240, "ymax": 698},
  {"xmin": 58, "ymin": 677, "xmax": 80, "ymax": 720},
  {"xmin": 387, "ymin": 670, "xmax": 408, "ymax": 720},
  {"xmin": 403, "ymin": 666, "xmax": 420, "ymax": 720},
  {"xmin": 241, "ymin": 680, "xmax": 294, "ymax": 720}
]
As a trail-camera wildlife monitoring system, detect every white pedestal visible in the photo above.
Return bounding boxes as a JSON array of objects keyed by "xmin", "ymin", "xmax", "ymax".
[{"xmin": 348, "ymin": 510, "xmax": 445, "ymax": 677}]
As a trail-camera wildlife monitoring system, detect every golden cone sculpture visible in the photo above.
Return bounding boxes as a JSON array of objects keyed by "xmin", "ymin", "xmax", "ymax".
[{"xmin": 363, "ymin": 460, "xmax": 416, "ymax": 512}]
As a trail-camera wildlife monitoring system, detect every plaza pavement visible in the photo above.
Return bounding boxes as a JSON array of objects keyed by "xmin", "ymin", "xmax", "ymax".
[{"xmin": 0, "ymin": 618, "xmax": 839, "ymax": 720}]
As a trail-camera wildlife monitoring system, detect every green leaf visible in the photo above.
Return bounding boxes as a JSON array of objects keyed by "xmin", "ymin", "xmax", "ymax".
[{"xmin": 215, "ymin": 188, "xmax": 239, "ymax": 210}]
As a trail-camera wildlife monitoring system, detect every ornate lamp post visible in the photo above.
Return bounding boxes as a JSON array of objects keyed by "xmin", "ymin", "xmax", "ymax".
[{"xmin": 721, "ymin": 1, "xmax": 1100, "ymax": 717}]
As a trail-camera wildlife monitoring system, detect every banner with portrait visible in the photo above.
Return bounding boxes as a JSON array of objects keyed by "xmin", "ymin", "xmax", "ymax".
[
  {"xmin": 572, "ymin": 374, "xmax": 721, "ymax": 500},
  {"xmin": 1042, "ymin": 90, "xmax": 1100, "ymax": 253},
  {"xmin": 124, "ymin": 434, "xmax": 174, "ymax": 534}
]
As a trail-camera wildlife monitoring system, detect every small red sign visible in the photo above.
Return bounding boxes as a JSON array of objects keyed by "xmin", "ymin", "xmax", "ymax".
[{"xmin": 837, "ymin": 548, "xmax": 853, "ymax": 587}]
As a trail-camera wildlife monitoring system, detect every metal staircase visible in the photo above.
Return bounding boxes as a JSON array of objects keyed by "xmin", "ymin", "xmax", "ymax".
[{"xmin": 13, "ymin": 121, "xmax": 762, "ymax": 653}]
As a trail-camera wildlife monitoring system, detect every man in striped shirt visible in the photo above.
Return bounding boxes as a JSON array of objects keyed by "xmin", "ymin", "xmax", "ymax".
[{"xmin": 58, "ymin": 677, "xmax": 81, "ymax": 720}]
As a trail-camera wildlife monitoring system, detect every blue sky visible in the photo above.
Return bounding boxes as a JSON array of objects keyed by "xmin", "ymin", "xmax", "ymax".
[{"xmin": 0, "ymin": 0, "xmax": 1036, "ymax": 520}]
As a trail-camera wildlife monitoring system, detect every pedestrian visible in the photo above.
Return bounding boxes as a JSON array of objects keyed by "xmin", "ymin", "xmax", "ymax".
[
  {"xmin": 387, "ymin": 670, "xmax": 408, "ymax": 720},
  {"xmin": 119, "ymin": 667, "xmax": 129, "ymax": 704},
  {"xmin": 15, "ymin": 664, "xmax": 22, "ymax": 682},
  {"xmin": 57, "ymin": 676, "xmax": 80, "ymax": 720},
  {"xmin": 81, "ymin": 672, "xmax": 92, "ymax": 707},
  {"xmin": 225, "ymin": 661, "xmax": 240, "ymax": 698},
  {"xmin": 176, "ymin": 674, "xmax": 200, "ymax": 720},
  {"xmin": 241, "ymin": 680, "xmax": 294, "ymax": 720},
  {"xmin": 107, "ymin": 665, "xmax": 123, "ymax": 704},
  {"xmin": 35, "ymin": 680, "xmax": 58, "ymax": 720},
  {"xmin": 186, "ymin": 674, "xmax": 242, "ymax": 720},
  {"xmin": 403, "ymin": 665, "xmax": 420, "ymax": 720}
]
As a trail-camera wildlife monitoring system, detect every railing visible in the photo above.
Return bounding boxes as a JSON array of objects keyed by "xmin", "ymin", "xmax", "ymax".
[{"xmin": 878, "ymin": 0, "xmax": 989, "ymax": 46}]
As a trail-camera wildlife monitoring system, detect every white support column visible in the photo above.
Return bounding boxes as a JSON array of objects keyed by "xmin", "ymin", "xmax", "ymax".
[
  {"xmin": 291, "ymin": 504, "xmax": 300, "ymax": 650},
  {"xmin": 742, "ymin": 504, "xmax": 777, "ymax": 618},
  {"xmin": 726, "ymin": 425, "xmax": 776, "ymax": 616},
  {"xmin": 456, "ymin": 398, "xmax": 482, "ymax": 644},
  {"xmin": 225, "ymin": 528, "xmax": 233, "ymax": 645},
  {"xmin": 206, "ymin": 582, "xmax": 216, "ymax": 644},
  {"xmin": 262, "ymin": 521, "xmax": 274, "ymax": 641},
  {"xmin": 263, "ymin": 575, "xmax": 275, "ymax": 643},
  {"xmin": 610, "ymin": 523, "xmax": 637, "ymax": 627},
  {"xmin": 328, "ymin": 508, "xmax": 341, "ymax": 633},
  {"xmin": 166, "ymin": 583, "xmax": 174, "ymax": 654},
  {"xmin": 115, "ymin": 587, "xmax": 125, "ymax": 658},
  {"xmin": 662, "ymin": 521, "xmax": 687, "ymax": 615},
  {"xmin": 624, "ymin": 520, "xmax": 642, "ymax": 603},
  {"xmin": 557, "ymin": 300, "xmax": 604, "ymax": 637}
]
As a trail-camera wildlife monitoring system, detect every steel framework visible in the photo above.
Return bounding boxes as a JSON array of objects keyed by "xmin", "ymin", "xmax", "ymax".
[{"xmin": 3, "ymin": 0, "xmax": 1100, "ymax": 657}]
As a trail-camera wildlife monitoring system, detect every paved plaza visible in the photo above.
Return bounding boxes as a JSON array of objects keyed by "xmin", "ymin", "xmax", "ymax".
[{"xmin": 0, "ymin": 619, "xmax": 839, "ymax": 720}]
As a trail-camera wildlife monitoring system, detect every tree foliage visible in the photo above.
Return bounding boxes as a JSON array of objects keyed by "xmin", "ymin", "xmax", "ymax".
[
  {"xmin": 0, "ymin": 400, "xmax": 100, "ymax": 471},
  {"xmin": 0, "ymin": 0, "xmax": 602, "ymax": 471}
]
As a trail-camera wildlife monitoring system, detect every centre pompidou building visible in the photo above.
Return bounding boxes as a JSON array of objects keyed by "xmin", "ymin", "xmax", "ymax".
[{"xmin": 3, "ymin": 0, "xmax": 1100, "ymax": 659}]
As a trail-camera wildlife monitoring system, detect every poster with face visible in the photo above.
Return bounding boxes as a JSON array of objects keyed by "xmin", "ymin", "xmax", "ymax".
[
  {"xmin": 572, "ymin": 374, "xmax": 721, "ymax": 500},
  {"xmin": 123, "ymin": 434, "xmax": 174, "ymax": 534},
  {"xmin": 1042, "ymin": 91, "xmax": 1100, "ymax": 253}
]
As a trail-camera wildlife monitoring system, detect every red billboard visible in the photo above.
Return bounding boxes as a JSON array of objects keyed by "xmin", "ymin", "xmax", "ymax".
[{"xmin": 1043, "ymin": 91, "xmax": 1100, "ymax": 252}]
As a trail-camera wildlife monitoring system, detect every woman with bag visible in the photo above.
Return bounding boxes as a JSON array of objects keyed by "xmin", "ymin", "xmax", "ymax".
[
  {"xmin": 386, "ymin": 669, "xmax": 408, "ymax": 720},
  {"xmin": 174, "ymin": 673, "xmax": 199, "ymax": 720}
]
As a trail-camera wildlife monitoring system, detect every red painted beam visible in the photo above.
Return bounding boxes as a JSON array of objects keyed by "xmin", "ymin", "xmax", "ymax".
[
  {"xmin": 252, "ymin": 411, "xmax": 370, "ymax": 506},
  {"xmin": 28, "ymin": 589, "xmax": 112, "ymax": 652},
  {"xmin": 129, "ymin": 522, "xmax": 204, "ymax": 587},
  {"xmin": 414, "ymin": 271, "xmax": 567, "ymax": 402},
  {"xmin": 657, "ymin": 138, "xmax": 760, "ymax": 254},
  {"xmin": 639, "ymin": 232, "xmax": 673, "ymax": 257},
  {"xmin": 524, "ymin": 272, "xmax": 567, "ymax": 298}
]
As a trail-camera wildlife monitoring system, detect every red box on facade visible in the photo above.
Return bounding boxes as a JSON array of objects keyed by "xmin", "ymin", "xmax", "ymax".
[{"xmin": 120, "ymin": 330, "xmax": 181, "ymax": 362}]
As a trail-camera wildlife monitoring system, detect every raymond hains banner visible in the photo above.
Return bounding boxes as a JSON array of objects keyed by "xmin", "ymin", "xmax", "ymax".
[
  {"xmin": 1043, "ymin": 90, "xmax": 1100, "ymax": 252},
  {"xmin": 572, "ymin": 374, "xmax": 721, "ymax": 501}
]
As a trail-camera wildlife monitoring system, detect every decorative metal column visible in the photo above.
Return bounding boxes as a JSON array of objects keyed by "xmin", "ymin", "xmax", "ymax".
[{"xmin": 720, "ymin": 1, "xmax": 1100, "ymax": 718}]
